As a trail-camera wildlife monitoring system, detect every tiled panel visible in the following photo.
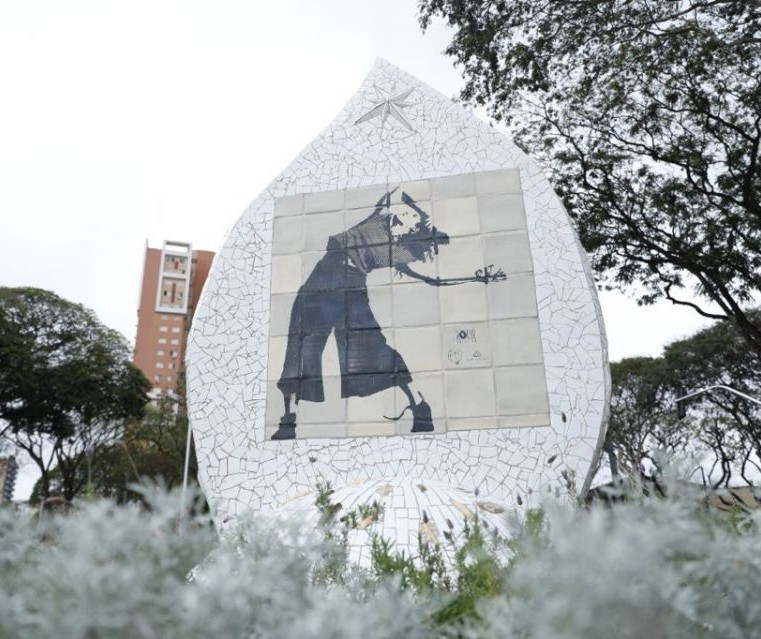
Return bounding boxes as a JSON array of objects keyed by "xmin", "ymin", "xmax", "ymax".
[
  {"xmin": 272, "ymin": 216, "xmax": 303, "ymax": 255},
  {"xmin": 483, "ymin": 232, "xmax": 533, "ymax": 275},
  {"xmin": 303, "ymin": 211, "xmax": 345, "ymax": 251},
  {"xmin": 439, "ymin": 284, "xmax": 488, "ymax": 324},
  {"xmin": 274, "ymin": 194, "xmax": 303, "ymax": 217},
  {"xmin": 436, "ymin": 236, "xmax": 483, "ymax": 280},
  {"xmin": 475, "ymin": 169, "xmax": 522, "ymax": 194},
  {"xmin": 495, "ymin": 365, "xmax": 550, "ymax": 416},
  {"xmin": 400, "ymin": 179, "xmax": 431, "ymax": 202},
  {"xmin": 298, "ymin": 377, "xmax": 346, "ymax": 423},
  {"xmin": 499, "ymin": 414, "xmax": 552, "ymax": 429},
  {"xmin": 393, "ymin": 372, "xmax": 446, "ymax": 434},
  {"xmin": 320, "ymin": 333, "xmax": 342, "ymax": 376},
  {"xmin": 393, "ymin": 253, "xmax": 437, "ymax": 285},
  {"xmin": 269, "ymin": 294, "xmax": 297, "ymax": 336},
  {"xmin": 490, "ymin": 318, "xmax": 543, "ymax": 366},
  {"xmin": 362, "ymin": 286, "xmax": 393, "ymax": 328},
  {"xmin": 444, "ymin": 369, "xmax": 496, "ymax": 418},
  {"xmin": 345, "ymin": 184, "xmax": 390, "ymax": 210},
  {"xmin": 346, "ymin": 422, "xmax": 397, "ymax": 437},
  {"xmin": 432, "ymin": 197, "xmax": 480, "ymax": 237},
  {"xmin": 447, "ymin": 417, "xmax": 499, "ymax": 431},
  {"xmin": 267, "ymin": 336, "xmax": 288, "ymax": 380},
  {"xmin": 441, "ymin": 322, "xmax": 491, "ymax": 369},
  {"xmin": 270, "ymin": 255, "xmax": 302, "ymax": 294},
  {"xmin": 430, "ymin": 173, "xmax": 476, "ymax": 199},
  {"xmin": 486, "ymin": 273, "xmax": 538, "ymax": 319},
  {"xmin": 478, "ymin": 193, "xmax": 527, "ymax": 233},
  {"xmin": 265, "ymin": 380, "xmax": 285, "ymax": 426},
  {"xmin": 296, "ymin": 423, "xmax": 347, "ymax": 438},
  {"xmin": 347, "ymin": 386, "xmax": 395, "ymax": 422},
  {"xmin": 392, "ymin": 326, "xmax": 443, "ymax": 372},
  {"xmin": 303, "ymin": 190, "xmax": 344, "ymax": 214},
  {"xmin": 300, "ymin": 252, "xmax": 323, "ymax": 281},
  {"xmin": 392, "ymin": 282, "xmax": 440, "ymax": 327}
]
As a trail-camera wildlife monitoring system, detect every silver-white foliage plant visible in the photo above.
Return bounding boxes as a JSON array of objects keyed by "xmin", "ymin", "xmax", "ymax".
[{"xmin": 2, "ymin": 481, "xmax": 761, "ymax": 639}]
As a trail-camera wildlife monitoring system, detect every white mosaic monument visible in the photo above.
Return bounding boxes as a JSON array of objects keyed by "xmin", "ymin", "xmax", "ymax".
[{"xmin": 187, "ymin": 59, "xmax": 609, "ymax": 551}]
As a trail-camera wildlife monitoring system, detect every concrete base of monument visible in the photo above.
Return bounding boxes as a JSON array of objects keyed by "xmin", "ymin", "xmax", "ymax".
[{"xmin": 271, "ymin": 477, "xmax": 515, "ymax": 567}]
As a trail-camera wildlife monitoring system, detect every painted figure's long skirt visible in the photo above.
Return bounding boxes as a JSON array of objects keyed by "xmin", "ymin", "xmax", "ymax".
[{"xmin": 277, "ymin": 250, "xmax": 411, "ymax": 402}]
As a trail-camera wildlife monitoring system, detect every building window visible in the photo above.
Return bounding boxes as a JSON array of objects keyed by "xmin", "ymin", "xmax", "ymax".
[
  {"xmin": 158, "ymin": 277, "xmax": 186, "ymax": 309},
  {"xmin": 170, "ymin": 339, "xmax": 180, "ymax": 345},
  {"xmin": 161, "ymin": 315, "xmax": 169, "ymax": 320},
  {"xmin": 171, "ymin": 327, "xmax": 181, "ymax": 333},
  {"xmin": 158, "ymin": 338, "xmax": 167, "ymax": 344},
  {"xmin": 156, "ymin": 362, "xmax": 165, "ymax": 369},
  {"xmin": 157, "ymin": 350, "xmax": 165, "ymax": 356},
  {"xmin": 159, "ymin": 326, "xmax": 168, "ymax": 332},
  {"xmin": 169, "ymin": 350, "xmax": 177, "ymax": 358},
  {"xmin": 167, "ymin": 376, "xmax": 173, "ymax": 382},
  {"xmin": 168, "ymin": 363, "xmax": 175, "ymax": 370},
  {"xmin": 154, "ymin": 374, "xmax": 162, "ymax": 382}
]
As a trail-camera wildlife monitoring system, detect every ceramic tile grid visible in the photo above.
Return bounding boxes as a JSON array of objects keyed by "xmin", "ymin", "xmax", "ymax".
[
  {"xmin": 186, "ymin": 59, "xmax": 610, "ymax": 533},
  {"xmin": 264, "ymin": 172, "xmax": 550, "ymax": 440}
]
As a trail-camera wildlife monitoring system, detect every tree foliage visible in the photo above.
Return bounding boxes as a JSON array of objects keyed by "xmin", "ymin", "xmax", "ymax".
[
  {"xmin": 606, "ymin": 313, "xmax": 761, "ymax": 485},
  {"xmin": 419, "ymin": 0, "xmax": 761, "ymax": 353},
  {"xmin": 606, "ymin": 356, "xmax": 687, "ymax": 479},
  {"xmin": 29, "ymin": 397, "xmax": 199, "ymax": 505},
  {"xmin": 0, "ymin": 287, "xmax": 150, "ymax": 501}
]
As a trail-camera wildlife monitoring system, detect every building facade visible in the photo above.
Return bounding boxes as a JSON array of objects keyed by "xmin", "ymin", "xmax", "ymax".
[
  {"xmin": 134, "ymin": 241, "xmax": 214, "ymax": 397},
  {"xmin": 0, "ymin": 456, "xmax": 17, "ymax": 502}
]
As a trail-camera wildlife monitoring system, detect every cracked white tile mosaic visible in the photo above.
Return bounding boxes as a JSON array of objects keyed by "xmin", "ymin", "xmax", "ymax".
[
  {"xmin": 187, "ymin": 59, "xmax": 610, "ymax": 537},
  {"xmin": 274, "ymin": 478, "xmax": 514, "ymax": 566}
]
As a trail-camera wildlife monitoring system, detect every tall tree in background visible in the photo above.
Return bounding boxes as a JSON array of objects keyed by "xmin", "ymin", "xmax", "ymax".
[
  {"xmin": 29, "ymin": 396, "xmax": 199, "ymax": 505},
  {"xmin": 605, "ymin": 356, "xmax": 687, "ymax": 480},
  {"xmin": 0, "ymin": 288, "xmax": 150, "ymax": 502},
  {"xmin": 420, "ymin": 1, "xmax": 761, "ymax": 353},
  {"xmin": 606, "ymin": 315, "xmax": 761, "ymax": 486}
]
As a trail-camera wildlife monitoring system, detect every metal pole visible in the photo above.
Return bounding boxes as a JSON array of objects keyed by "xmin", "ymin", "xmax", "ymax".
[{"xmin": 180, "ymin": 417, "xmax": 192, "ymax": 520}]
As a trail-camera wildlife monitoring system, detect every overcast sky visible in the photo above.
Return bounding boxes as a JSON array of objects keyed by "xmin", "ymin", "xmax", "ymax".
[{"xmin": 1, "ymin": 1, "xmax": 712, "ymax": 497}]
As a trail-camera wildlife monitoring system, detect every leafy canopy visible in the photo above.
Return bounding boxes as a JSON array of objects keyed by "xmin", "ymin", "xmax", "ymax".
[
  {"xmin": 419, "ymin": 0, "xmax": 761, "ymax": 352},
  {"xmin": 0, "ymin": 287, "xmax": 150, "ymax": 501},
  {"xmin": 606, "ymin": 312, "xmax": 761, "ymax": 485}
]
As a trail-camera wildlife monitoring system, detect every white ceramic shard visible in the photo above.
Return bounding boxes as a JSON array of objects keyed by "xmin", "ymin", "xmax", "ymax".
[{"xmin": 186, "ymin": 59, "xmax": 610, "ymax": 544}]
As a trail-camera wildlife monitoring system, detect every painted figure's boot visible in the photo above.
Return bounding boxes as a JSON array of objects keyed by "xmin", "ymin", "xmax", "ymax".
[
  {"xmin": 410, "ymin": 393, "xmax": 434, "ymax": 433},
  {"xmin": 271, "ymin": 412, "xmax": 297, "ymax": 440}
]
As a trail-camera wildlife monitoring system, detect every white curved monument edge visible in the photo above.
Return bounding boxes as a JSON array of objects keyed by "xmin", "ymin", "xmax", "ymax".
[{"xmin": 186, "ymin": 58, "xmax": 610, "ymax": 526}]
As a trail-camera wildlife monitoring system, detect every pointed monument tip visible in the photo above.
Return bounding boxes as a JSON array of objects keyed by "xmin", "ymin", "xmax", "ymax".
[{"xmin": 371, "ymin": 57, "xmax": 405, "ymax": 74}]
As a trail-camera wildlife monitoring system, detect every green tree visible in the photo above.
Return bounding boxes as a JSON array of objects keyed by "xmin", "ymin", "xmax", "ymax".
[
  {"xmin": 606, "ymin": 356, "xmax": 690, "ymax": 480},
  {"xmin": 664, "ymin": 316, "xmax": 761, "ymax": 484},
  {"xmin": 605, "ymin": 315, "xmax": 761, "ymax": 486},
  {"xmin": 29, "ymin": 396, "xmax": 199, "ymax": 505},
  {"xmin": 0, "ymin": 287, "xmax": 150, "ymax": 502},
  {"xmin": 419, "ymin": 0, "xmax": 761, "ymax": 353}
]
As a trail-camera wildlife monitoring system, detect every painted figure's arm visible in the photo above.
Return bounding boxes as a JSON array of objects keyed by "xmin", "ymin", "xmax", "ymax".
[{"xmin": 396, "ymin": 264, "xmax": 506, "ymax": 286}]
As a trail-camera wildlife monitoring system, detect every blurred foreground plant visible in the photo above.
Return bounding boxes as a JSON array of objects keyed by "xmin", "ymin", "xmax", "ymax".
[{"xmin": 1, "ymin": 479, "xmax": 761, "ymax": 638}]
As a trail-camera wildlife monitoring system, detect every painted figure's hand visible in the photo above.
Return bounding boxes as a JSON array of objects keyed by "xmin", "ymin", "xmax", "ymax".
[{"xmin": 475, "ymin": 265, "xmax": 506, "ymax": 284}]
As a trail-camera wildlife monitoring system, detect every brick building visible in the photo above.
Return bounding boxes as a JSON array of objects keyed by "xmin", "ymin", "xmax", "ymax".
[
  {"xmin": 0, "ymin": 456, "xmax": 17, "ymax": 502},
  {"xmin": 133, "ymin": 241, "xmax": 214, "ymax": 398}
]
